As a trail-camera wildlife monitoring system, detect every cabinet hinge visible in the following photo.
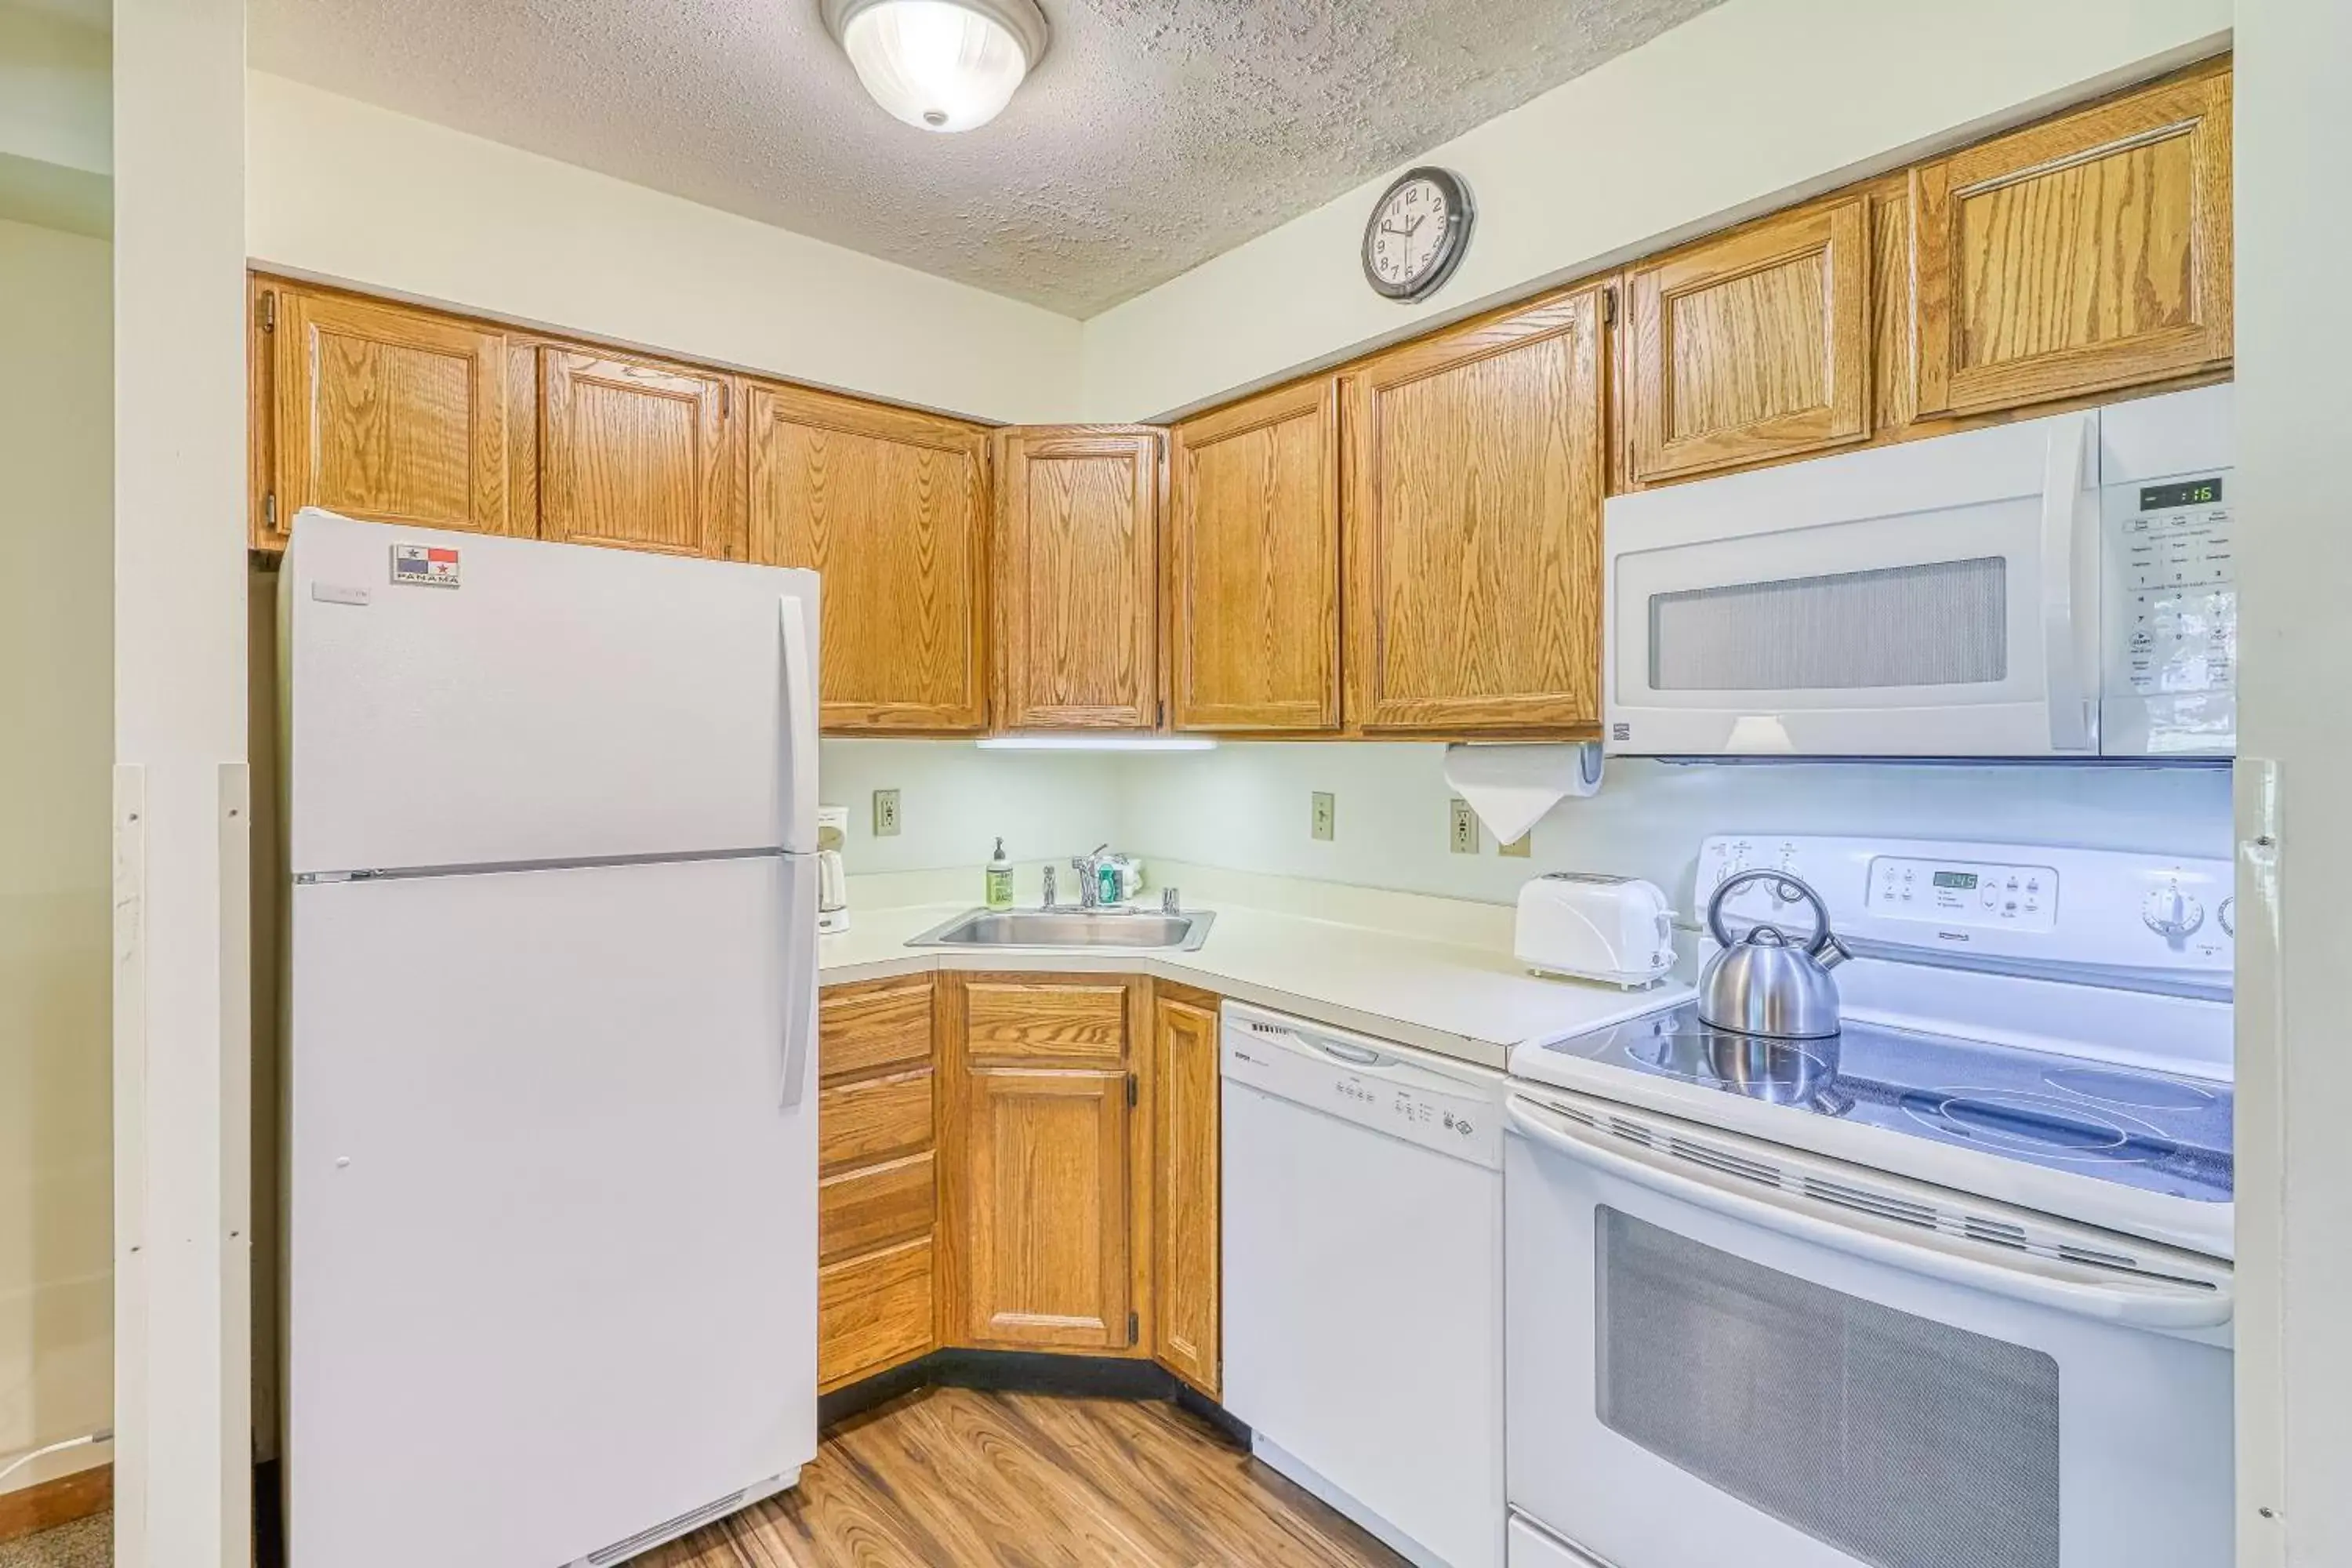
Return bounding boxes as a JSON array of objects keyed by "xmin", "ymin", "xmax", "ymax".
[
  {"xmin": 1603, "ymin": 286, "xmax": 1617, "ymax": 328},
  {"xmin": 1127, "ymin": 1072, "xmax": 1138, "ymax": 1109},
  {"xmin": 719, "ymin": 379, "xmax": 731, "ymax": 419},
  {"xmin": 264, "ymin": 492, "xmax": 279, "ymax": 531},
  {"xmin": 258, "ymin": 290, "xmax": 276, "ymax": 332},
  {"xmin": 1127, "ymin": 1311, "xmax": 1139, "ymax": 1346},
  {"xmin": 1156, "ymin": 699, "xmax": 1166, "ymax": 728}
]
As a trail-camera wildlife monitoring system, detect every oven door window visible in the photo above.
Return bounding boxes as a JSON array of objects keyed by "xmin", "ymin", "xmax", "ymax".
[{"xmin": 1595, "ymin": 1207, "xmax": 2060, "ymax": 1568}]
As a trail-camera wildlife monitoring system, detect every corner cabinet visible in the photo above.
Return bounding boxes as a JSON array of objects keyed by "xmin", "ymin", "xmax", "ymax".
[
  {"xmin": 1342, "ymin": 289, "xmax": 1607, "ymax": 735},
  {"xmin": 1915, "ymin": 60, "xmax": 2232, "ymax": 417},
  {"xmin": 1627, "ymin": 196, "xmax": 1871, "ymax": 482},
  {"xmin": 1150, "ymin": 986, "xmax": 1221, "ymax": 1397},
  {"xmin": 1168, "ymin": 379, "xmax": 1342, "ymax": 733},
  {"xmin": 747, "ymin": 383, "xmax": 991, "ymax": 733},
  {"xmin": 992, "ymin": 428, "xmax": 1164, "ymax": 731},
  {"xmin": 940, "ymin": 975, "xmax": 1153, "ymax": 1353},
  {"xmin": 252, "ymin": 281, "xmax": 528, "ymax": 550},
  {"xmin": 539, "ymin": 348, "xmax": 739, "ymax": 558}
]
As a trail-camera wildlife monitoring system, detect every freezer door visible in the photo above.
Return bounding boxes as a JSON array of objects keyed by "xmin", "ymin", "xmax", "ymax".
[
  {"xmin": 285, "ymin": 510, "xmax": 820, "ymax": 874},
  {"xmin": 285, "ymin": 854, "xmax": 818, "ymax": 1568}
]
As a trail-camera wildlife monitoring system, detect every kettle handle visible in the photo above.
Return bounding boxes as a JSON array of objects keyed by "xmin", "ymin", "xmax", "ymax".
[{"xmin": 1707, "ymin": 869, "xmax": 1840, "ymax": 960}]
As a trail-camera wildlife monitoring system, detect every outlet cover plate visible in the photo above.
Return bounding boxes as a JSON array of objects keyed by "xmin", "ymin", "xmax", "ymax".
[
  {"xmin": 873, "ymin": 789, "xmax": 902, "ymax": 837},
  {"xmin": 1500, "ymin": 831, "xmax": 1533, "ymax": 858},
  {"xmin": 1449, "ymin": 798, "xmax": 1479, "ymax": 855},
  {"xmin": 1311, "ymin": 792, "xmax": 1335, "ymax": 841}
]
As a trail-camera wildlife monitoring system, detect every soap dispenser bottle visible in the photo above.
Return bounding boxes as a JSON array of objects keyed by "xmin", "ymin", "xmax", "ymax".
[{"xmin": 985, "ymin": 838, "xmax": 1014, "ymax": 910}]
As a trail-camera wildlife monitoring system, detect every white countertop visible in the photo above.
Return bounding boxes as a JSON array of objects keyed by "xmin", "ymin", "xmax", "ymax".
[{"xmin": 820, "ymin": 874, "xmax": 1692, "ymax": 1070}]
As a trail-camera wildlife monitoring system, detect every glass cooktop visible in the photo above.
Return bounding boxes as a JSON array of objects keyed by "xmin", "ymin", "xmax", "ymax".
[{"xmin": 1534, "ymin": 1003, "xmax": 2234, "ymax": 1204}]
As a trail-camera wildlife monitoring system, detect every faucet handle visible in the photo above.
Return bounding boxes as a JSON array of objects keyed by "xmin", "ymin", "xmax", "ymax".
[
  {"xmin": 1162, "ymin": 887, "xmax": 1180, "ymax": 914},
  {"xmin": 1040, "ymin": 865, "xmax": 1057, "ymax": 909}
]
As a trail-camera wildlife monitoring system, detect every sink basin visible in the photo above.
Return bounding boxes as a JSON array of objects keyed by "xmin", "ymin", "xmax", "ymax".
[{"xmin": 906, "ymin": 907, "xmax": 1216, "ymax": 953}]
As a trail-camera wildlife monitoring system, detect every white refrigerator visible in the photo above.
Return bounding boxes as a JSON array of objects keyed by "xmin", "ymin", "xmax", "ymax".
[{"xmin": 281, "ymin": 510, "xmax": 822, "ymax": 1568}]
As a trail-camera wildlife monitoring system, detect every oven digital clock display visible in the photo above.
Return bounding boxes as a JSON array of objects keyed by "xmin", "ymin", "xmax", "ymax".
[{"xmin": 2140, "ymin": 477, "xmax": 2223, "ymax": 511}]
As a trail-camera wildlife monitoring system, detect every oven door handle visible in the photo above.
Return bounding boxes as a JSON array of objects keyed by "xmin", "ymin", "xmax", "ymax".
[{"xmin": 1507, "ymin": 1097, "xmax": 2231, "ymax": 1330}]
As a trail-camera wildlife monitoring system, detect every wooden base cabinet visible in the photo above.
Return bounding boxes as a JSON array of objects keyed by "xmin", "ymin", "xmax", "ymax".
[
  {"xmin": 1151, "ymin": 986, "xmax": 1221, "ymax": 1397},
  {"xmin": 815, "ymin": 976, "xmax": 941, "ymax": 1392}
]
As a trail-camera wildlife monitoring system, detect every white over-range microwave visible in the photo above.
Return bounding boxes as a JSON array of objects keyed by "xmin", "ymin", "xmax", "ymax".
[{"xmin": 1604, "ymin": 384, "xmax": 2234, "ymax": 759}]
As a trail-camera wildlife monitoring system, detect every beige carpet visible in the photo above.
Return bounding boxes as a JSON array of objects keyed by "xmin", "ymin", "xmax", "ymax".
[{"xmin": 0, "ymin": 1515, "xmax": 108, "ymax": 1568}]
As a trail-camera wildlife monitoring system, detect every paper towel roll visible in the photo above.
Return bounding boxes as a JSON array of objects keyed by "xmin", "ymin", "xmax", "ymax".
[{"xmin": 1441, "ymin": 742, "xmax": 1604, "ymax": 845}]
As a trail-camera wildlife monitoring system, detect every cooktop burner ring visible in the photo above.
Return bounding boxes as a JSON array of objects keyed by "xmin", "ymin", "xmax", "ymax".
[
  {"xmin": 2042, "ymin": 1065, "xmax": 2222, "ymax": 1112},
  {"xmin": 1898, "ymin": 1087, "xmax": 2165, "ymax": 1163}
]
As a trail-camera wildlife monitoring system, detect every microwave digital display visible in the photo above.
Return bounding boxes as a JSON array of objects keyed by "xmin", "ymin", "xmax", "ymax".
[
  {"xmin": 2140, "ymin": 477, "xmax": 2223, "ymax": 511},
  {"xmin": 1933, "ymin": 871, "xmax": 1979, "ymax": 890}
]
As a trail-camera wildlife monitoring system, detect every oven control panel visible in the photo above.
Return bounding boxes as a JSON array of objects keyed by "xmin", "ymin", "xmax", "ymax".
[{"xmin": 1699, "ymin": 835, "xmax": 2232, "ymax": 977}]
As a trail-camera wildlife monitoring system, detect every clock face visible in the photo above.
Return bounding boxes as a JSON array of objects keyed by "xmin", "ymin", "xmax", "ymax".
[{"xmin": 1363, "ymin": 168, "xmax": 1472, "ymax": 301}]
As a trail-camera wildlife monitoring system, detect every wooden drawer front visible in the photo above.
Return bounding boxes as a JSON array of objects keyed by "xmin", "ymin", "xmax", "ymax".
[
  {"xmin": 964, "ymin": 981, "xmax": 1131, "ymax": 1067},
  {"xmin": 1629, "ymin": 198, "xmax": 1870, "ymax": 482},
  {"xmin": 820, "ymin": 981, "xmax": 935, "ymax": 1083},
  {"xmin": 818, "ymin": 1069, "xmax": 934, "ymax": 1171},
  {"xmin": 818, "ymin": 1236, "xmax": 934, "ymax": 1391},
  {"xmin": 1916, "ymin": 67, "xmax": 2232, "ymax": 417},
  {"xmin": 819, "ymin": 1151, "xmax": 937, "ymax": 1265}
]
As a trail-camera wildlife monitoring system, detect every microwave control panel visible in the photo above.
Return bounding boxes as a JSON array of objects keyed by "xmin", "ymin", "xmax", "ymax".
[{"xmin": 2101, "ymin": 466, "xmax": 2234, "ymax": 755}]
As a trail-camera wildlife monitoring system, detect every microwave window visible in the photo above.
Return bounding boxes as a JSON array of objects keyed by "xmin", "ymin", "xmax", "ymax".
[
  {"xmin": 1647, "ymin": 557, "xmax": 2009, "ymax": 692},
  {"xmin": 2141, "ymin": 477, "xmax": 2223, "ymax": 511},
  {"xmin": 1933, "ymin": 870, "xmax": 1978, "ymax": 890}
]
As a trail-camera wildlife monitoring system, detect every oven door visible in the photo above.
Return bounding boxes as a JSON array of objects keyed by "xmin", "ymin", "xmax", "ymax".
[
  {"xmin": 1605, "ymin": 410, "xmax": 2099, "ymax": 758},
  {"xmin": 1504, "ymin": 1090, "xmax": 2233, "ymax": 1568}
]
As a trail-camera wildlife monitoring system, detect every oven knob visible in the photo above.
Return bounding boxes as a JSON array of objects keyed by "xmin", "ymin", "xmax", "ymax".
[
  {"xmin": 2142, "ymin": 886, "xmax": 2205, "ymax": 939},
  {"xmin": 2218, "ymin": 896, "xmax": 2236, "ymax": 938}
]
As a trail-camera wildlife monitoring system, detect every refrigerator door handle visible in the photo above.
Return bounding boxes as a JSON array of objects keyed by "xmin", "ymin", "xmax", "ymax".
[
  {"xmin": 779, "ymin": 856, "xmax": 816, "ymax": 1110},
  {"xmin": 779, "ymin": 595, "xmax": 818, "ymax": 855}
]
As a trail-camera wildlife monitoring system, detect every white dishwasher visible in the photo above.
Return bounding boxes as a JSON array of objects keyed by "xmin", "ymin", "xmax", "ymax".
[{"xmin": 1221, "ymin": 1001, "xmax": 1505, "ymax": 1568}]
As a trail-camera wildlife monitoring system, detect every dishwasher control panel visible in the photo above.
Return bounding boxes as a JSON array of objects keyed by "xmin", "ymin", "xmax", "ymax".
[{"xmin": 1221, "ymin": 1004, "xmax": 1504, "ymax": 1169}]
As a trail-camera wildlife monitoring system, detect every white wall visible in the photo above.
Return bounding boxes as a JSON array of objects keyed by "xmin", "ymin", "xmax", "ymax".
[
  {"xmin": 2233, "ymin": 0, "xmax": 2352, "ymax": 1560},
  {"xmin": 819, "ymin": 742, "xmax": 1120, "ymax": 878},
  {"xmin": 245, "ymin": 72, "xmax": 1084, "ymax": 426},
  {"xmin": 1079, "ymin": 0, "xmax": 2233, "ymax": 421},
  {"xmin": 0, "ymin": 2, "xmax": 108, "ymax": 238},
  {"xmin": 0, "ymin": 215, "xmax": 111, "ymax": 1498},
  {"xmin": 1116, "ymin": 745, "xmax": 2234, "ymax": 913},
  {"xmin": 114, "ymin": 0, "xmax": 250, "ymax": 1560}
]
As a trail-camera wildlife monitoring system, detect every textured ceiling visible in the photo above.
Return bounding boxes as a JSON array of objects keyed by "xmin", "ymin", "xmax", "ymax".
[{"xmin": 249, "ymin": 0, "xmax": 1724, "ymax": 318}]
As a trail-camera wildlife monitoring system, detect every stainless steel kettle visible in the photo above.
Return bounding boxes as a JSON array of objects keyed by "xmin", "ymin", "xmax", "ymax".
[{"xmin": 1697, "ymin": 870, "xmax": 1852, "ymax": 1039}]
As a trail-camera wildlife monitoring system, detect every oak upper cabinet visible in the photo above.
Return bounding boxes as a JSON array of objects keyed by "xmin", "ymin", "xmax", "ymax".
[
  {"xmin": 539, "ymin": 347, "xmax": 738, "ymax": 558},
  {"xmin": 942, "ymin": 975, "xmax": 1149, "ymax": 1353},
  {"xmin": 747, "ymin": 384, "xmax": 990, "ymax": 733},
  {"xmin": 1627, "ymin": 196, "xmax": 1871, "ymax": 483},
  {"xmin": 1342, "ymin": 289, "xmax": 1606, "ymax": 734},
  {"xmin": 1168, "ymin": 379, "xmax": 1341, "ymax": 733},
  {"xmin": 992, "ymin": 428, "xmax": 1163, "ymax": 731},
  {"xmin": 1915, "ymin": 63, "xmax": 2233, "ymax": 418},
  {"xmin": 1150, "ymin": 987, "xmax": 1221, "ymax": 1397},
  {"xmin": 256, "ymin": 282, "xmax": 520, "ymax": 550}
]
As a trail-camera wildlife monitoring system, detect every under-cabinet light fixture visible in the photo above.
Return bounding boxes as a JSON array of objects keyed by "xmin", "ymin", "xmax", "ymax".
[{"xmin": 975, "ymin": 736, "xmax": 1219, "ymax": 753}]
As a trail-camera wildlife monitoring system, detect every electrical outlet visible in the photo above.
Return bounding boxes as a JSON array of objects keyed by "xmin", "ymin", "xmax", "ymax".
[
  {"xmin": 1499, "ymin": 831, "xmax": 1533, "ymax": 858},
  {"xmin": 872, "ymin": 788, "xmax": 902, "ymax": 837},
  {"xmin": 1448, "ymin": 798, "xmax": 1479, "ymax": 855},
  {"xmin": 1311, "ymin": 791, "xmax": 1336, "ymax": 841}
]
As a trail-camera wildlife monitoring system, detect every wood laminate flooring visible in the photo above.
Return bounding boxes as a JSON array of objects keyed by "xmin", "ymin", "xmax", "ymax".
[{"xmin": 633, "ymin": 1387, "xmax": 1406, "ymax": 1567}]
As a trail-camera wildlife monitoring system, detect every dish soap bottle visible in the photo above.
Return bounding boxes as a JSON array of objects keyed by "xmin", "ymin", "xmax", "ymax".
[{"xmin": 985, "ymin": 838, "xmax": 1014, "ymax": 910}]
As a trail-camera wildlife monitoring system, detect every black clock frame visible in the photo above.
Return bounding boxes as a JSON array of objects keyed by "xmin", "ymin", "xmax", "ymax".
[{"xmin": 1361, "ymin": 166, "xmax": 1476, "ymax": 303}]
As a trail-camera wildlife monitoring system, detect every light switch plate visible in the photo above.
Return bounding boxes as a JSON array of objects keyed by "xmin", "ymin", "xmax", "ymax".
[
  {"xmin": 873, "ymin": 789, "xmax": 902, "ymax": 837},
  {"xmin": 1449, "ymin": 798, "xmax": 1479, "ymax": 855},
  {"xmin": 1311, "ymin": 792, "xmax": 1336, "ymax": 841}
]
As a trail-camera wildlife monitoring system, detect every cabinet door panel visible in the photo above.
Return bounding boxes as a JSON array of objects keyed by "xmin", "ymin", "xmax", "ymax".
[
  {"xmin": 749, "ymin": 385, "xmax": 989, "ymax": 732},
  {"xmin": 1170, "ymin": 380, "xmax": 1341, "ymax": 731},
  {"xmin": 1629, "ymin": 197, "xmax": 1869, "ymax": 482},
  {"xmin": 1152, "ymin": 994, "xmax": 1220, "ymax": 1396},
  {"xmin": 993, "ymin": 429, "xmax": 1161, "ymax": 731},
  {"xmin": 818, "ymin": 1068, "xmax": 935, "ymax": 1172},
  {"xmin": 819, "ymin": 977, "xmax": 938, "ymax": 1083},
  {"xmin": 270, "ymin": 289, "xmax": 512, "ymax": 546},
  {"xmin": 541, "ymin": 350, "xmax": 734, "ymax": 557},
  {"xmin": 963, "ymin": 1068, "xmax": 1132, "ymax": 1350},
  {"xmin": 819, "ymin": 1151, "xmax": 937, "ymax": 1265},
  {"xmin": 818, "ymin": 1236, "xmax": 934, "ymax": 1392},
  {"xmin": 1344, "ymin": 291, "xmax": 1606, "ymax": 733},
  {"xmin": 1916, "ymin": 66, "xmax": 2231, "ymax": 416}
]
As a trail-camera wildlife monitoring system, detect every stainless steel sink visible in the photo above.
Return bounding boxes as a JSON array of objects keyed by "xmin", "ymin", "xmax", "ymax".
[{"xmin": 905, "ymin": 907, "xmax": 1216, "ymax": 952}]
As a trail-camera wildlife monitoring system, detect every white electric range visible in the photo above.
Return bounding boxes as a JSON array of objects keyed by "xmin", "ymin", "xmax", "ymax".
[{"xmin": 1503, "ymin": 833, "xmax": 2236, "ymax": 1568}]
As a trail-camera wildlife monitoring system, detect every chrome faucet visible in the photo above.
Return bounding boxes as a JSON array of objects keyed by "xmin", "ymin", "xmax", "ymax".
[{"xmin": 1070, "ymin": 844, "xmax": 1109, "ymax": 909}]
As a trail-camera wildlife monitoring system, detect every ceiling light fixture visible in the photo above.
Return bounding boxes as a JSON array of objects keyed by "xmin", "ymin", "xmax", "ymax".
[{"xmin": 820, "ymin": 0, "xmax": 1049, "ymax": 134}]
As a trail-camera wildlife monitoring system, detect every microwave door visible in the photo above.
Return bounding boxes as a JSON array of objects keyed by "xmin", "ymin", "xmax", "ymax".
[{"xmin": 1603, "ymin": 412, "xmax": 2099, "ymax": 759}]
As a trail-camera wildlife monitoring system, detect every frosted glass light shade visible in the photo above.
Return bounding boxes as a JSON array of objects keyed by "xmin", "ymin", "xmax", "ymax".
[{"xmin": 826, "ymin": 0, "xmax": 1047, "ymax": 133}]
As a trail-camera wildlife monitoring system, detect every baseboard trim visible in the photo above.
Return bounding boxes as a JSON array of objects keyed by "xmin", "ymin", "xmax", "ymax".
[
  {"xmin": 819, "ymin": 1349, "xmax": 1244, "ymax": 1437},
  {"xmin": 0, "ymin": 1461, "xmax": 111, "ymax": 1543}
]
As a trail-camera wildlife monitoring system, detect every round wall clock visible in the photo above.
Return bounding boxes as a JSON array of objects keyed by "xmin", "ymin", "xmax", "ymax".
[{"xmin": 1361, "ymin": 166, "xmax": 1475, "ymax": 303}]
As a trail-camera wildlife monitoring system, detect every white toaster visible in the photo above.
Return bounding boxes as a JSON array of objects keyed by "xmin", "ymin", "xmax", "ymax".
[{"xmin": 1515, "ymin": 873, "xmax": 1677, "ymax": 988}]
